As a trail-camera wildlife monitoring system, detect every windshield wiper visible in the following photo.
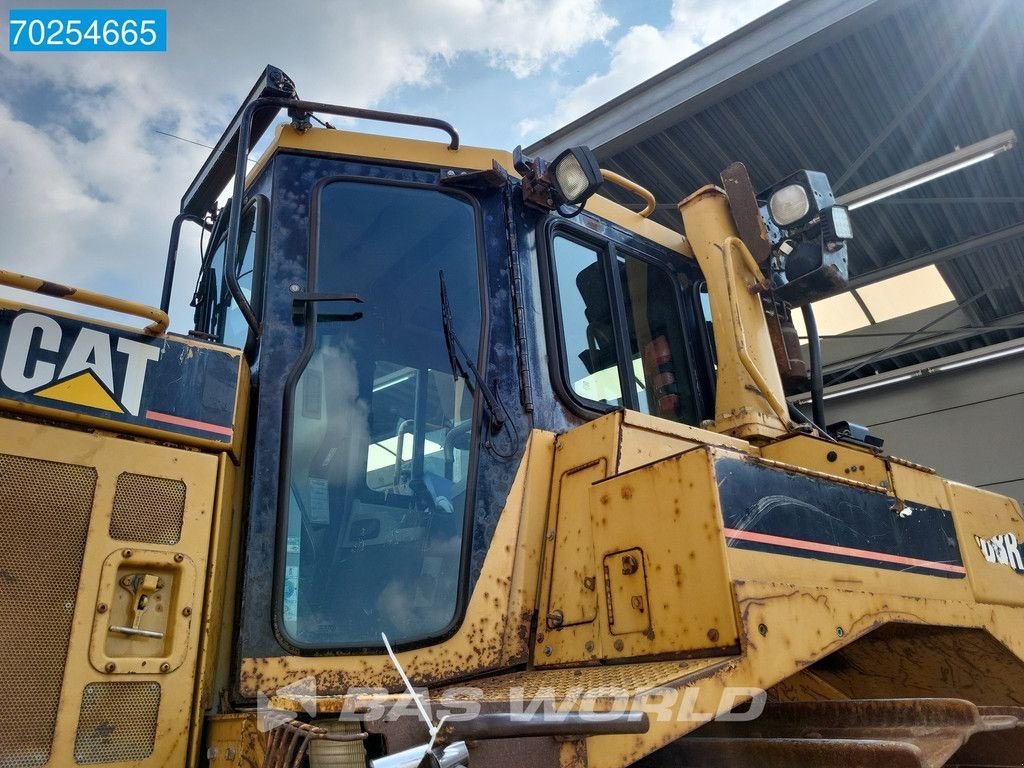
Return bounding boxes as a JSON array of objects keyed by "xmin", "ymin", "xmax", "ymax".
[{"xmin": 439, "ymin": 270, "xmax": 506, "ymax": 430}]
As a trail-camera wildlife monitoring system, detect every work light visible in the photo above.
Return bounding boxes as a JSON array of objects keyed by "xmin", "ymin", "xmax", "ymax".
[{"xmin": 550, "ymin": 146, "xmax": 603, "ymax": 206}]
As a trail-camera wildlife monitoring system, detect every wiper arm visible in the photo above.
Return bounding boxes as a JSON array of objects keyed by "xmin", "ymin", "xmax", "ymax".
[{"xmin": 439, "ymin": 270, "xmax": 506, "ymax": 429}]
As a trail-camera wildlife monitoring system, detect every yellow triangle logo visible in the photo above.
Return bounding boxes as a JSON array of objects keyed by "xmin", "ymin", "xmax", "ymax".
[{"xmin": 35, "ymin": 372, "xmax": 123, "ymax": 414}]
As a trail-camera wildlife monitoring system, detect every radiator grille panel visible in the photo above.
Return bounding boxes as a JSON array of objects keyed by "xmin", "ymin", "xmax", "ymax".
[
  {"xmin": 74, "ymin": 682, "xmax": 161, "ymax": 764},
  {"xmin": 0, "ymin": 454, "xmax": 95, "ymax": 768},
  {"xmin": 109, "ymin": 472, "xmax": 186, "ymax": 545}
]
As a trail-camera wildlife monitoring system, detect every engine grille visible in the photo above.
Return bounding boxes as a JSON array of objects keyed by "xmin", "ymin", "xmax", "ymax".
[
  {"xmin": 0, "ymin": 454, "xmax": 95, "ymax": 768},
  {"xmin": 73, "ymin": 682, "xmax": 161, "ymax": 764},
  {"xmin": 109, "ymin": 472, "xmax": 186, "ymax": 545}
]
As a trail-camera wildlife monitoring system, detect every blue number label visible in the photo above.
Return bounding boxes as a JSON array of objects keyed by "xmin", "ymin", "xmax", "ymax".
[{"xmin": 9, "ymin": 10, "xmax": 167, "ymax": 52}]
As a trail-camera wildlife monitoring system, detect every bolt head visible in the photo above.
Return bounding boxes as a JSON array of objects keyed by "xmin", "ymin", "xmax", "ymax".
[
  {"xmin": 122, "ymin": 549, "xmax": 132, "ymax": 558},
  {"xmin": 104, "ymin": 662, "xmax": 116, "ymax": 673},
  {"xmin": 160, "ymin": 662, "xmax": 171, "ymax": 673},
  {"xmin": 543, "ymin": 645, "xmax": 553, "ymax": 656},
  {"xmin": 97, "ymin": 603, "xmax": 108, "ymax": 614},
  {"xmin": 182, "ymin": 607, "xmax": 192, "ymax": 617}
]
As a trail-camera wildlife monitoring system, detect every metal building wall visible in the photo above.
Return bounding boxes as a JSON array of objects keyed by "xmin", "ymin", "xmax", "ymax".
[{"xmin": 823, "ymin": 357, "xmax": 1024, "ymax": 505}]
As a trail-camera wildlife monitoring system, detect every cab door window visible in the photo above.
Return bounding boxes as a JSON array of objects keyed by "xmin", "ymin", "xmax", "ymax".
[{"xmin": 281, "ymin": 180, "xmax": 482, "ymax": 650}]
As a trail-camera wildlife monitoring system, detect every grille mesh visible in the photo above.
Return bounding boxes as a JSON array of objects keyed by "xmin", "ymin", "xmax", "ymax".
[
  {"xmin": 0, "ymin": 453, "xmax": 95, "ymax": 768},
  {"xmin": 109, "ymin": 472, "xmax": 186, "ymax": 545},
  {"xmin": 74, "ymin": 682, "xmax": 161, "ymax": 764}
]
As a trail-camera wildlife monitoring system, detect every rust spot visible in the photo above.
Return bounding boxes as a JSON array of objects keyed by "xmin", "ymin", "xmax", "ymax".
[
  {"xmin": 37, "ymin": 280, "xmax": 75, "ymax": 297},
  {"xmin": 621, "ymin": 486, "xmax": 633, "ymax": 500},
  {"xmin": 600, "ymin": 493, "xmax": 610, "ymax": 505}
]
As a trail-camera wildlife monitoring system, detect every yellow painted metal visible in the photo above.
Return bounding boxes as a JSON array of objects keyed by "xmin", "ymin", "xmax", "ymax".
[
  {"xmin": 589, "ymin": 447, "xmax": 740, "ymax": 660},
  {"xmin": 205, "ymin": 714, "xmax": 266, "ymax": 767},
  {"xmin": 3, "ymin": 415, "xmax": 220, "ymax": 768},
  {"xmin": 600, "ymin": 169, "xmax": 657, "ymax": 218},
  {"xmin": 678, "ymin": 187, "xmax": 790, "ymax": 441},
  {"xmin": 257, "ymin": 124, "xmax": 692, "ymax": 256},
  {"xmin": 0, "ymin": 299, "xmax": 248, "ymax": 458},
  {"xmin": 537, "ymin": 412, "xmax": 752, "ymax": 666},
  {"xmin": 0, "ymin": 268, "xmax": 169, "ymax": 334},
  {"xmin": 947, "ymin": 481, "xmax": 1024, "ymax": 607},
  {"xmin": 760, "ymin": 433, "xmax": 889, "ymax": 488}
]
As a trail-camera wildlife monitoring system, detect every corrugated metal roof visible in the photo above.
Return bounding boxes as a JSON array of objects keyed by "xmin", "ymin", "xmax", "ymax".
[{"xmin": 532, "ymin": 0, "xmax": 1024, "ymax": 382}]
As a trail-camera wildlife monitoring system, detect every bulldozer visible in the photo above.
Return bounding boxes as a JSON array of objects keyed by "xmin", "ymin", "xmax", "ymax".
[{"xmin": 2, "ymin": 65, "xmax": 1023, "ymax": 768}]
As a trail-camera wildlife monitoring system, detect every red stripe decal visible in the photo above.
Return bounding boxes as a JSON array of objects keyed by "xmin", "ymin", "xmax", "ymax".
[
  {"xmin": 146, "ymin": 410, "xmax": 233, "ymax": 437},
  {"xmin": 723, "ymin": 527, "xmax": 966, "ymax": 574}
]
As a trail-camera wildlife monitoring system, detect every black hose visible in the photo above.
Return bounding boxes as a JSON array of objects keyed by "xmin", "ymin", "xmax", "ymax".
[{"xmin": 801, "ymin": 303, "xmax": 827, "ymax": 429}]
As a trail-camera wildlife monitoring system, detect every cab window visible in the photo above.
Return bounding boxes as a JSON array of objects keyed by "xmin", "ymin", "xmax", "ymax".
[
  {"xmin": 281, "ymin": 180, "xmax": 482, "ymax": 649},
  {"xmin": 550, "ymin": 230, "xmax": 700, "ymax": 425}
]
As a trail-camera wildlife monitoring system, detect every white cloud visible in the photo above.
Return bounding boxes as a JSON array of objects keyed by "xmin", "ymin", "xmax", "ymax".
[
  {"xmin": 0, "ymin": 0, "xmax": 616, "ymax": 328},
  {"xmin": 518, "ymin": 0, "xmax": 785, "ymax": 140}
]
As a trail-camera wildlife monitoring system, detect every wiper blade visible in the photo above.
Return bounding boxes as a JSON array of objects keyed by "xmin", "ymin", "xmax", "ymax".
[{"xmin": 439, "ymin": 270, "xmax": 506, "ymax": 429}]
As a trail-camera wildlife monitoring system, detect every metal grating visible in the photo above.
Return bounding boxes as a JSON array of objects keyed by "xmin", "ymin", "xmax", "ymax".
[
  {"xmin": 109, "ymin": 472, "xmax": 185, "ymax": 545},
  {"xmin": 74, "ymin": 682, "xmax": 161, "ymax": 764},
  {"xmin": 0, "ymin": 453, "xmax": 95, "ymax": 768}
]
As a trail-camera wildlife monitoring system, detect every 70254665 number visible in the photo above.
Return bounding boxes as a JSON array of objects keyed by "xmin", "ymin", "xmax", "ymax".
[{"xmin": 8, "ymin": 10, "xmax": 167, "ymax": 52}]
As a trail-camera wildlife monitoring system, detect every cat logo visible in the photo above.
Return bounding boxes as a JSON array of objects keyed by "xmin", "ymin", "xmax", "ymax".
[
  {"xmin": 975, "ymin": 532, "xmax": 1024, "ymax": 574},
  {"xmin": 0, "ymin": 311, "xmax": 161, "ymax": 416}
]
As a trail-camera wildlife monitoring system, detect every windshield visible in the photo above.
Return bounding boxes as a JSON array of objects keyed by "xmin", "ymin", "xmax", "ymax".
[{"xmin": 281, "ymin": 180, "xmax": 482, "ymax": 649}]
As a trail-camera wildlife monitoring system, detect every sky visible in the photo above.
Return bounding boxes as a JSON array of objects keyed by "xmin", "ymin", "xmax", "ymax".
[{"xmin": 0, "ymin": 0, "xmax": 784, "ymax": 330}]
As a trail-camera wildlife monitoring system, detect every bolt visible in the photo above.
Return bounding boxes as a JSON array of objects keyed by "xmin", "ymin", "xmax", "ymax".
[
  {"xmin": 583, "ymin": 576, "xmax": 596, "ymax": 591},
  {"xmin": 836, "ymin": 626, "xmax": 845, "ymax": 637},
  {"xmin": 644, "ymin": 629, "xmax": 655, "ymax": 640},
  {"xmin": 707, "ymin": 628, "xmax": 720, "ymax": 643},
  {"xmin": 826, "ymin": 451, "xmax": 838, "ymax": 463},
  {"xmin": 585, "ymin": 641, "xmax": 595, "ymax": 653},
  {"xmin": 758, "ymin": 623, "xmax": 768, "ymax": 637},
  {"xmin": 182, "ymin": 607, "xmax": 192, "ymax": 617},
  {"xmin": 174, "ymin": 553, "xmax": 185, "ymax": 563},
  {"xmin": 225, "ymin": 747, "xmax": 236, "ymax": 759},
  {"xmin": 546, "ymin": 610, "xmax": 565, "ymax": 629},
  {"xmin": 207, "ymin": 747, "xmax": 218, "ymax": 759},
  {"xmin": 614, "ymin": 639, "xmax": 624, "ymax": 652},
  {"xmin": 289, "ymin": 283, "xmax": 301, "ymax": 293},
  {"xmin": 97, "ymin": 603, "xmax": 108, "ymax": 614},
  {"xmin": 543, "ymin": 645, "xmax": 553, "ymax": 656},
  {"xmin": 105, "ymin": 662, "xmax": 116, "ymax": 673},
  {"xmin": 160, "ymin": 662, "xmax": 171, "ymax": 673},
  {"xmin": 546, "ymin": 532, "xmax": 555, "ymax": 542},
  {"xmin": 445, "ymin": 169, "xmax": 456, "ymax": 177},
  {"xmin": 621, "ymin": 554, "xmax": 639, "ymax": 575},
  {"xmin": 122, "ymin": 549, "xmax": 133, "ymax": 558}
]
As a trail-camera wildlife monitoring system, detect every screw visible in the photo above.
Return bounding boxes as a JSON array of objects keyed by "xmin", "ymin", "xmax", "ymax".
[
  {"xmin": 122, "ymin": 549, "xmax": 132, "ymax": 558},
  {"xmin": 543, "ymin": 645, "xmax": 553, "ymax": 656},
  {"xmin": 707, "ymin": 628, "xmax": 720, "ymax": 643},
  {"xmin": 836, "ymin": 627, "xmax": 845, "ymax": 637},
  {"xmin": 105, "ymin": 662, "xmax": 116, "ymax": 673},
  {"xmin": 289, "ymin": 283, "xmax": 301, "ymax": 293},
  {"xmin": 182, "ymin": 607, "xmax": 192, "ymax": 617},
  {"xmin": 614, "ymin": 639, "xmax": 624, "ymax": 652},
  {"xmin": 160, "ymin": 662, "xmax": 171, "ymax": 673},
  {"xmin": 758, "ymin": 623, "xmax": 768, "ymax": 637},
  {"xmin": 97, "ymin": 603, "xmax": 108, "ymax": 614},
  {"xmin": 174, "ymin": 553, "xmax": 185, "ymax": 563},
  {"xmin": 546, "ymin": 610, "xmax": 565, "ymax": 629}
]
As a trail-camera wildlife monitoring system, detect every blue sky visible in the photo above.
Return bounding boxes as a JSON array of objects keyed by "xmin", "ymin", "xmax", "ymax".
[{"xmin": 0, "ymin": 0, "xmax": 783, "ymax": 329}]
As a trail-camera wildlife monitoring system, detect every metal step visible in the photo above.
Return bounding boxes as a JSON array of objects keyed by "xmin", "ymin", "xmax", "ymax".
[{"xmin": 640, "ymin": 698, "xmax": 1024, "ymax": 768}]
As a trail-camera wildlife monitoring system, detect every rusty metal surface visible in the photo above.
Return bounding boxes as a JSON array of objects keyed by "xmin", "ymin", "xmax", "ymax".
[
  {"xmin": 949, "ymin": 706, "xmax": 1024, "ymax": 766},
  {"xmin": 437, "ymin": 712, "xmax": 648, "ymax": 744},
  {"xmin": 641, "ymin": 698, "xmax": 1021, "ymax": 768},
  {"xmin": 720, "ymin": 162, "xmax": 771, "ymax": 267}
]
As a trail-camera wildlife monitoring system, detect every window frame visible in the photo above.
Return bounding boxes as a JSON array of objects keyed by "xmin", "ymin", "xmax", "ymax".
[
  {"xmin": 539, "ymin": 215, "xmax": 705, "ymax": 423},
  {"xmin": 273, "ymin": 174, "xmax": 490, "ymax": 654},
  {"xmin": 194, "ymin": 194, "xmax": 269, "ymax": 357}
]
